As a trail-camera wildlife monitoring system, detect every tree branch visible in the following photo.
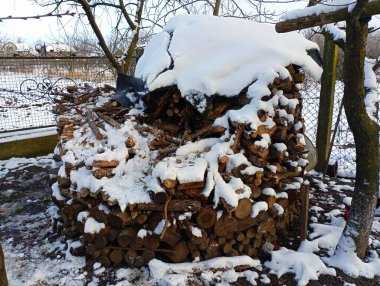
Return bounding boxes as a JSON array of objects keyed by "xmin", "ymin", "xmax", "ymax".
[
  {"xmin": 122, "ymin": 0, "xmax": 145, "ymax": 74},
  {"xmin": 76, "ymin": 0, "xmax": 121, "ymax": 72},
  {"xmin": 276, "ymin": 1, "xmax": 380, "ymax": 33},
  {"xmin": 119, "ymin": 0, "xmax": 137, "ymax": 29},
  {"xmin": 0, "ymin": 10, "xmax": 75, "ymax": 21}
]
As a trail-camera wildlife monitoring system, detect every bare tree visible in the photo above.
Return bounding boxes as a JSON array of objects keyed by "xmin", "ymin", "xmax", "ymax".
[{"xmin": 34, "ymin": 0, "xmax": 305, "ymax": 74}]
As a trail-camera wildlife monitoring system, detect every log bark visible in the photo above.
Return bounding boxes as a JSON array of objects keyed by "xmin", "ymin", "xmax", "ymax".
[
  {"xmin": 196, "ymin": 208, "xmax": 217, "ymax": 229},
  {"xmin": 137, "ymin": 200, "xmax": 202, "ymax": 212},
  {"xmin": 86, "ymin": 110, "xmax": 103, "ymax": 140}
]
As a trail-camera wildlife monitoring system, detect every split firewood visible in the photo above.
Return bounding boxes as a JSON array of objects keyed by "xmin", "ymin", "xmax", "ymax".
[
  {"xmin": 196, "ymin": 208, "xmax": 217, "ymax": 229},
  {"xmin": 234, "ymin": 198, "xmax": 253, "ymax": 219},
  {"xmin": 92, "ymin": 168, "xmax": 114, "ymax": 179},
  {"xmin": 108, "ymin": 210, "xmax": 132, "ymax": 229},
  {"xmin": 86, "ymin": 110, "xmax": 103, "ymax": 140},
  {"xmin": 96, "ymin": 111, "xmax": 122, "ymax": 129},
  {"xmin": 137, "ymin": 200, "xmax": 202, "ymax": 212},
  {"xmin": 92, "ymin": 160, "xmax": 119, "ymax": 168}
]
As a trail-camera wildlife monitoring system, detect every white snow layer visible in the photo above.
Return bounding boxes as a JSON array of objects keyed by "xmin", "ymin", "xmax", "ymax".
[
  {"xmin": 136, "ymin": 14, "xmax": 321, "ymax": 112},
  {"xmin": 149, "ymin": 256, "xmax": 261, "ymax": 278},
  {"xmin": 364, "ymin": 58, "xmax": 379, "ymax": 121},
  {"xmin": 265, "ymin": 247, "xmax": 336, "ymax": 286},
  {"xmin": 281, "ymin": 0, "xmax": 378, "ymax": 21}
]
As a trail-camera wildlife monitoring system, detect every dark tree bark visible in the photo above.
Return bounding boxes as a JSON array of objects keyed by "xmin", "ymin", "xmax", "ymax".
[
  {"xmin": 336, "ymin": 0, "xmax": 379, "ymax": 258},
  {"xmin": 0, "ymin": 243, "xmax": 8, "ymax": 286},
  {"xmin": 121, "ymin": 0, "xmax": 145, "ymax": 74},
  {"xmin": 213, "ymin": 0, "xmax": 221, "ymax": 16}
]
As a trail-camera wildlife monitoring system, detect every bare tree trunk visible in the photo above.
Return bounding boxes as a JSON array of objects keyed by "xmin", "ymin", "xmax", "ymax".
[
  {"xmin": 213, "ymin": 0, "xmax": 221, "ymax": 16},
  {"xmin": 0, "ymin": 244, "xmax": 8, "ymax": 286},
  {"xmin": 335, "ymin": 0, "xmax": 379, "ymax": 258}
]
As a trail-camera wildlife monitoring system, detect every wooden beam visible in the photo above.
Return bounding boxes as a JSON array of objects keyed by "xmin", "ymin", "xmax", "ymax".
[
  {"xmin": 300, "ymin": 184, "xmax": 310, "ymax": 240},
  {"xmin": 315, "ymin": 36, "xmax": 338, "ymax": 172},
  {"xmin": 276, "ymin": 1, "xmax": 380, "ymax": 33}
]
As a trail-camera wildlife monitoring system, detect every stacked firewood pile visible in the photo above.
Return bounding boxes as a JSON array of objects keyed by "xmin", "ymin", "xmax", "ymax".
[{"xmin": 52, "ymin": 64, "xmax": 309, "ymax": 267}]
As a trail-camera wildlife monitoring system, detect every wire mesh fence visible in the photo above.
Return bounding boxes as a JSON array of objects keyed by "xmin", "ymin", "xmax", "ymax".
[
  {"xmin": 302, "ymin": 66, "xmax": 380, "ymax": 177},
  {"xmin": 0, "ymin": 55, "xmax": 377, "ymax": 177},
  {"xmin": 0, "ymin": 57, "xmax": 117, "ymax": 132}
]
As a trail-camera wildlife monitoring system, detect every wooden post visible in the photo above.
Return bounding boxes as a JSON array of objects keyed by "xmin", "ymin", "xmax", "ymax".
[
  {"xmin": 300, "ymin": 184, "xmax": 310, "ymax": 240},
  {"xmin": 0, "ymin": 244, "xmax": 8, "ymax": 286},
  {"xmin": 315, "ymin": 36, "xmax": 338, "ymax": 172}
]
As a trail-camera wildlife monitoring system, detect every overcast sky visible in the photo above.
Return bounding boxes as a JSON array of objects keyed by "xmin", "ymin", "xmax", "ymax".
[{"xmin": 1, "ymin": 0, "xmax": 380, "ymax": 47}]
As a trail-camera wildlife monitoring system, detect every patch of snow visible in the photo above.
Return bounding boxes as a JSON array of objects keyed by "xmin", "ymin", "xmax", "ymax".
[
  {"xmin": 251, "ymin": 201, "xmax": 268, "ymax": 218},
  {"xmin": 137, "ymin": 14, "xmax": 321, "ymax": 112},
  {"xmin": 191, "ymin": 226, "xmax": 202, "ymax": 237},
  {"xmin": 265, "ymin": 247, "xmax": 336, "ymax": 286},
  {"xmin": 84, "ymin": 217, "xmax": 105, "ymax": 234}
]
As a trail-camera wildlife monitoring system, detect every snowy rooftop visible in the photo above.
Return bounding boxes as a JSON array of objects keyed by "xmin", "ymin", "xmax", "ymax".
[{"xmin": 136, "ymin": 14, "xmax": 322, "ymax": 110}]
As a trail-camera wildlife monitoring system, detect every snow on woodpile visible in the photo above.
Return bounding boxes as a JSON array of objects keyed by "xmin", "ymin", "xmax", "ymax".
[
  {"xmin": 52, "ymin": 15, "xmax": 322, "ymax": 268},
  {"xmin": 137, "ymin": 14, "xmax": 321, "ymax": 112}
]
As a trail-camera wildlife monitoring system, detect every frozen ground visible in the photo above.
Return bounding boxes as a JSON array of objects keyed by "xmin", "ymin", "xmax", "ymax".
[{"xmin": 1, "ymin": 156, "xmax": 380, "ymax": 286}]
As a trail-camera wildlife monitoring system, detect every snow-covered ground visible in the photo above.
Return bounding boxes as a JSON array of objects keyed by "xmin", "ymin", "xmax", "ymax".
[{"xmin": 1, "ymin": 156, "xmax": 380, "ymax": 286}]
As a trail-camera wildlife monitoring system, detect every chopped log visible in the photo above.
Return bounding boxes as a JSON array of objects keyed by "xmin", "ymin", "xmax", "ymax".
[
  {"xmin": 137, "ymin": 200, "xmax": 202, "ymax": 212},
  {"xmin": 87, "ymin": 244, "xmax": 100, "ymax": 258},
  {"xmin": 234, "ymin": 198, "xmax": 253, "ymax": 219},
  {"xmin": 250, "ymin": 185, "xmax": 262, "ymax": 198},
  {"xmin": 86, "ymin": 110, "xmax": 103, "ymax": 140},
  {"xmin": 218, "ymin": 155, "xmax": 229, "ymax": 173},
  {"xmin": 94, "ymin": 235, "xmax": 108, "ymax": 248},
  {"xmin": 153, "ymin": 191, "xmax": 170, "ymax": 204},
  {"xmin": 263, "ymin": 194, "xmax": 276, "ymax": 208},
  {"xmin": 180, "ymin": 188, "xmax": 204, "ymax": 200},
  {"xmin": 276, "ymin": 197, "xmax": 289, "ymax": 208},
  {"xmin": 126, "ymin": 136, "xmax": 135, "ymax": 148},
  {"xmin": 258, "ymin": 218, "xmax": 275, "ymax": 234},
  {"xmin": 163, "ymin": 241, "xmax": 189, "ymax": 263},
  {"xmin": 162, "ymin": 227, "xmax": 181, "ymax": 246},
  {"xmin": 141, "ymin": 250, "xmax": 155, "ymax": 264},
  {"xmin": 163, "ymin": 179, "xmax": 177, "ymax": 189},
  {"xmin": 96, "ymin": 111, "xmax": 122, "ymax": 129},
  {"xmin": 106, "ymin": 229, "xmax": 120, "ymax": 242},
  {"xmin": 89, "ymin": 208, "xmax": 108, "ymax": 224},
  {"xmin": 125, "ymin": 249, "xmax": 138, "ymax": 266},
  {"xmin": 80, "ymin": 187, "xmax": 90, "ymax": 198},
  {"xmin": 177, "ymin": 181, "xmax": 205, "ymax": 191},
  {"xmin": 92, "ymin": 168, "xmax": 114, "ymax": 179},
  {"xmin": 196, "ymin": 208, "xmax": 217, "ymax": 229},
  {"xmin": 222, "ymin": 243, "xmax": 233, "ymax": 255},
  {"xmin": 108, "ymin": 210, "xmax": 132, "ymax": 229},
  {"xmin": 57, "ymin": 176, "xmax": 71, "ymax": 187},
  {"xmin": 136, "ymin": 213, "xmax": 149, "ymax": 225},
  {"xmin": 143, "ymin": 235, "xmax": 160, "ymax": 250},
  {"xmin": 117, "ymin": 229, "xmax": 134, "ymax": 248},
  {"xmin": 189, "ymin": 229, "xmax": 208, "ymax": 245},
  {"xmin": 231, "ymin": 124, "xmax": 244, "ymax": 153},
  {"xmin": 236, "ymin": 232, "xmax": 245, "ymax": 242},
  {"xmin": 129, "ymin": 237, "xmax": 144, "ymax": 249},
  {"xmin": 110, "ymin": 249, "xmax": 125, "ymax": 265},
  {"xmin": 92, "ymin": 160, "xmax": 119, "ymax": 168}
]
